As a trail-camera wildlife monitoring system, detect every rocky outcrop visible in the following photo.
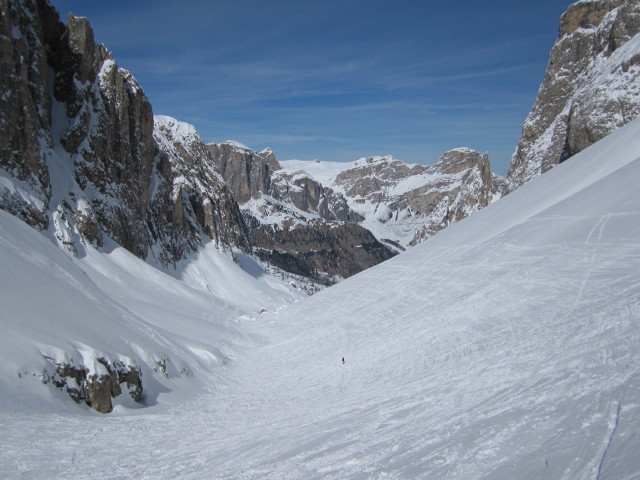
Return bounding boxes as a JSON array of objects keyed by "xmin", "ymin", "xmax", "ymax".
[
  {"xmin": 269, "ymin": 168, "xmax": 362, "ymax": 223},
  {"xmin": 41, "ymin": 356, "xmax": 143, "ymax": 414},
  {"xmin": 330, "ymin": 149, "xmax": 496, "ymax": 248},
  {"xmin": 207, "ymin": 142, "xmax": 280, "ymax": 204},
  {"xmin": 507, "ymin": 0, "xmax": 640, "ymax": 191},
  {"xmin": 0, "ymin": 1, "xmax": 250, "ymax": 267},
  {"xmin": 0, "ymin": 0, "xmax": 58, "ymax": 230}
]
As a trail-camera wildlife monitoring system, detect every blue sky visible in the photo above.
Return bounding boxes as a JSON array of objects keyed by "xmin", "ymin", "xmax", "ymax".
[{"xmin": 51, "ymin": 0, "xmax": 573, "ymax": 174}]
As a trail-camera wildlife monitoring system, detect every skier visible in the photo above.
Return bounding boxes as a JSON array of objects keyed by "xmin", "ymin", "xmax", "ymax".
[{"xmin": 342, "ymin": 357, "xmax": 345, "ymax": 365}]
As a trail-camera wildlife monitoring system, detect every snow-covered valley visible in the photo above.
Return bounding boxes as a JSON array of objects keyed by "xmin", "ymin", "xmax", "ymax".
[{"xmin": 2, "ymin": 112, "xmax": 640, "ymax": 479}]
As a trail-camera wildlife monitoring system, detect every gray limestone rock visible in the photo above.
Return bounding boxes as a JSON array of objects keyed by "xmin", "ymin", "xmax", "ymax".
[
  {"xmin": 208, "ymin": 141, "xmax": 390, "ymax": 285},
  {"xmin": 43, "ymin": 356, "xmax": 143, "ymax": 414},
  {"xmin": 247, "ymin": 218, "xmax": 395, "ymax": 285},
  {"xmin": 153, "ymin": 116, "xmax": 251, "ymax": 262},
  {"xmin": 0, "ymin": 0, "xmax": 59, "ymax": 230},
  {"xmin": 207, "ymin": 143, "xmax": 280, "ymax": 204},
  {"xmin": 507, "ymin": 0, "xmax": 640, "ymax": 191},
  {"xmin": 0, "ymin": 1, "xmax": 251, "ymax": 267},
  {"xmin": 208, "ymin": 141, "xmax": 362, "ymax": 223}
]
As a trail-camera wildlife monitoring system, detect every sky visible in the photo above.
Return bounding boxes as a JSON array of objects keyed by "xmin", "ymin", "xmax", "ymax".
[{"xmin": 50, "ymin": 0, "xmax": 574, "ymax": 175}]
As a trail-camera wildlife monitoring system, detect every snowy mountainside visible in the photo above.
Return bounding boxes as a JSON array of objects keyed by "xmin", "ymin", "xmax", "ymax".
[
  {"xmin": 0, "ymin": 208, "xmax": 302, "ymax": 414},
  {"xmin": 278, "ymin": 158, "xmax": 352, "ymax": 186},
  {"xmin": 2, "ymin": 103, "xmax": 639, "ymax": 479},
  {"xmin": 281, "ymin": 148, "xmax": 497, "ymax": 250},
  {"xmin": 208, "ymin": 140, "xmax": 395, "ymax": 289},
  {"xmin": 216, "ymin": 115, "xmax": 640, "ymax": 477},
  {"xmin": 0, "ymin": 2, "xmax": 251, "ymax": 270},
  {"xmin": 507, "ymin": 0, "xmax": 640, "ymax": 191},
  {"xmin": 0, "ymin": 0, "xmax": 304, "ymax": 412},
  {"xmin": 246, "ymin": 115, "xmax": 640, "ymax": 479}
]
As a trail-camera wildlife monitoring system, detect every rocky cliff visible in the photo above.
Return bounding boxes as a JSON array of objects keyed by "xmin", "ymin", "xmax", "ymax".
[
  {"xmin": 209, "ymin": 139, "xmax": 497, "ymax": 283},
  {"xmin": 0, "ymin": 0, "xmax": 250, "ymax": 268},
  {"xmin": 208, "ymin": 141, "xmax": 394, "ymax": 287},
  {"xmin": 0, "ymin": 0, "xmax": 253, "ymax": 411},
  {"xmin": 0, "ymin": 0, "xmax": 58, "ymax": 230},
  {"xmin": 153, "ymin": 116, "xmax": 250, "ymax": 258},
  {"xmin": 507, "ymin": 0, "xmax": 640, "ymax": 190},
  {"xmin": 247, "ymin": 218, "xmax": 395, "ymax": 287},
  {"xmin": 207, "ymin": 141, "xmax": 361, "ymax": 224},
  {"xmin": 310, "ymin": 148, "xmax": 497, "ymax": 250},
  {"xmin": 207, "ymin": 141, "xmax": 281, "ymax": 205}
]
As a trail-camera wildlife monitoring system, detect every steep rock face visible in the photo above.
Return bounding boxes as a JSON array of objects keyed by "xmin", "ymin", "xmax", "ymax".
[
  {"xmin": 207, "ymin": 141, "xmax": 361, "ymax": 223},
  {"xmin": 153, "ymin": 117, "xmax": 250, "ymax": 260},
  {"xmin": 330, "ymin": 149, "xmax": 495, "ymax": 248},
  {"xmin": 0, "ymin": 0, "xmax": 59, "ymax": 230},
  {"xmin": 507, "ymin": 0, "xmax": 640, "ymax": 190},
  {"xmin": 0, "ymin": 1, "xmax": 250, "ymax": 269},
  {"xmin": 208, "ymin": 141, "xmax": 391, "ymax": 286},
  {"xmin": 269, "ymin": 168, "xmax": 362, "ymax": 223},
  {"xmin": 247, "ymin": 219, "xmax": 394, "ymax": 286},
  {"xmin": 207, "ymin": 142, "xmax": 280, "ymax": 204},
  {"xmin": 0, "ymin": 1, "xmax": 256, "ymax": 412}
]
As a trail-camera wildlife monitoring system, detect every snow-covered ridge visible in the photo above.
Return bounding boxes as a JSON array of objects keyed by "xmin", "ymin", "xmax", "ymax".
[
  {"xmin": 449, "ymin": 146, "xmax": 477, "ymax": 154},
  {"xmin": 278, "ymin": 148, "xmax": 497, "ymax": 250},
  {"xmin": 154, "ymin": 115, "xmax": 200, "ymax": 141},
  {"xmin": 278, "ymin": 158, "xmax": 353, "ymax": 186},
  {"xmin": 298, "ymin": 150, "xmax": 495, "ymax": 248},
  {"xmin": 221, "ymin": 139, "xmax": 253, "ymax": 151},
  {"xmin": 279, "ymin": 155, "xmax": 424, "ymax": 188}
]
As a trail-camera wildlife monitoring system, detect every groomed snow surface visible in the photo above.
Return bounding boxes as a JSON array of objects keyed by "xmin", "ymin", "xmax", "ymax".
[{"xmin": 2, "ymin": 118, "xmax": 640, "ymax": 478}]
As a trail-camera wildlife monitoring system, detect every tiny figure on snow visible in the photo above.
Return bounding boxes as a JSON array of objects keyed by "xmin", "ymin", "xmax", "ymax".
[{"xmin": 342, "ymin": 357, "xmax": 345, "ymax": 365}]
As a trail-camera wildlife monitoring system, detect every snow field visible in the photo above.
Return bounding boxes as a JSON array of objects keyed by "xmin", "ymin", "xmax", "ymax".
[{"xmin": 1, "ymin": 118, "xmax": 640, "ymax": 478}]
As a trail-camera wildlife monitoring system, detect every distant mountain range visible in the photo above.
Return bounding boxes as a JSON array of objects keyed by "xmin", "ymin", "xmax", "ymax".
[{"xmin": 2, "ymin": 0, "xmax": 639, "ymax": 294}]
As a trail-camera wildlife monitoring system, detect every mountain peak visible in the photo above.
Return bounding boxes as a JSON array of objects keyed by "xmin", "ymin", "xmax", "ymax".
[
  {"xmin": 154, "ymin": 115, "xmax": 201, "ymax": 140},
  {"xmin": 560, "ymin": 0, "xmax": 618, "ymax": 36},
  {"xmin": 507, "ymin": 0, "xmax": 640, "ymax": 191}
]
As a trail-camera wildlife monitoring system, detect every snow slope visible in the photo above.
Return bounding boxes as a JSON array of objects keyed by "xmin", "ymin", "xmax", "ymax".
[
  {"xmin": 2, "ymin": 118, "xmax": 640, "ymax": 477},
  {"xmin": 0, "ymin": 209, "xmax": 302, "ymax": 414}
]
